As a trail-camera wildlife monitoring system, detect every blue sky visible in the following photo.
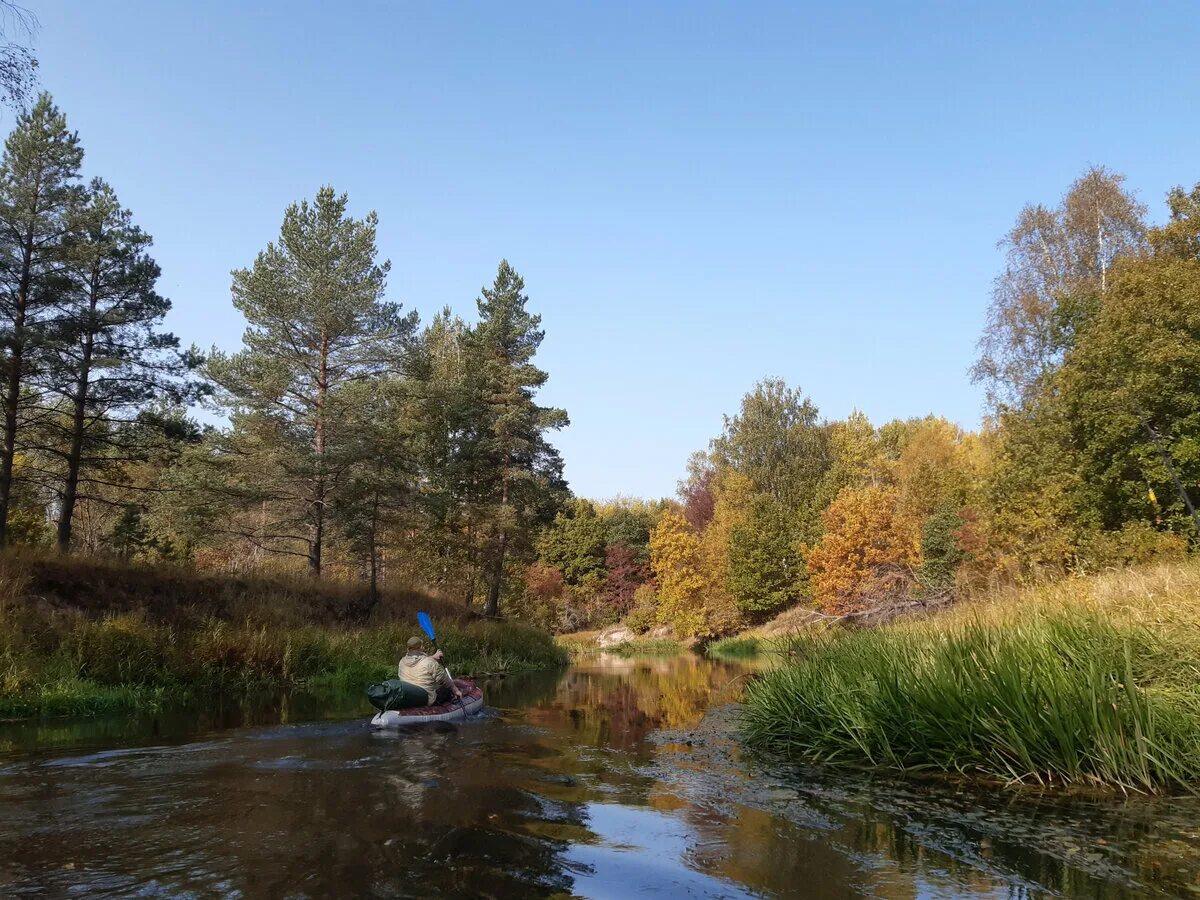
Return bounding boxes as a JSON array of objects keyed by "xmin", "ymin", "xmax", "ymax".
[{"xmin": 28, "ymin": 2, "xmax": 1200, "ymax": 499}]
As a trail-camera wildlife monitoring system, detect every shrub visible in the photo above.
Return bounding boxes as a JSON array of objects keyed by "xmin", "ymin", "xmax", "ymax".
[
  {"xmin": 624, "ymin": 585, "xmax": 660, "ymax": 634},
  {"xmin": 1078, "ymin": 522, "xmax": 1189, "ymax": 572},
  {"xmin": 918, "ymin": 504, "xmax": 969, "ymax": 593}
]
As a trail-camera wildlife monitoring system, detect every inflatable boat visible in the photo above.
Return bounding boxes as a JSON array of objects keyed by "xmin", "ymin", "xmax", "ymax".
[{"xmin": 369, "ymin": 679, "xmax": 484, "ymax": 727}]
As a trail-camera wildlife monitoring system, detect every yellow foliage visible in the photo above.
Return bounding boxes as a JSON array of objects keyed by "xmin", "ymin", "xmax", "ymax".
[
  {"xmin": 892, "ymin": 418, "xmax": 984, "ymax": 521},
  {"xmin": 699, "ymin": 471, "xmax": 752, "ymax": 594},
  {"xmin": 649, "ymin": 511, "xmax": 707, "ymax": 636},
  {"xmin": 806, "ymin": 485, "xmax": 921, "ymax": 614},
  {"xmin": 648, "ymin": 509, "xmax": 740, "ymax": 637}
]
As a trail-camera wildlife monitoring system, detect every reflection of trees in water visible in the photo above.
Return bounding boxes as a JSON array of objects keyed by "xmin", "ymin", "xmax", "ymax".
[
  {"xmin": 201, "ymin": 730, "xmax": 580, "ymax": 898},
  {"xmin": 682, "ymin": 802, "xmax": 865, "ymax": 899},
  {"xmin": 7, "ymin": 655, "xmax": 1185, "ymax": 898},
  {"xmin": 528, "ymin": 655, "xmax": 747, "ymax": 752}
]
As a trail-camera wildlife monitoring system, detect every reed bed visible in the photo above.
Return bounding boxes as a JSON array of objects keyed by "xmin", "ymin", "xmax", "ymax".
[{"xmin": 741, "ymin": 560, "xmax": 1200, "ymax": 793}]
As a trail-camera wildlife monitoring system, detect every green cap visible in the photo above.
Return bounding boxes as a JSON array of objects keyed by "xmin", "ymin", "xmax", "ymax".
[{"xmin": 406, "ymin": 636, "xmax": 424, "ymax": 651}]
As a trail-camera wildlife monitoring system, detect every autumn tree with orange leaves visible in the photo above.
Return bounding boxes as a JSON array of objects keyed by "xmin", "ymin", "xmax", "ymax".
[{"xmin": 806, "ymin": 486, "xmax": 921, "ymax": 614}]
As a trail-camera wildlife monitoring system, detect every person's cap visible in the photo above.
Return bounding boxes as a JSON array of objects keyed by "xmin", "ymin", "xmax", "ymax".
[{"xmin": 407, "ymin": 636, "xmax": 424, "ymax": 650}]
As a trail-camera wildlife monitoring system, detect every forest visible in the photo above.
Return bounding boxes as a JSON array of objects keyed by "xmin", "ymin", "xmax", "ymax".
[
  {"xmin": 1, "ymin": 94, "xmax": 1198, "ymax": 643},
  {"xmin": 524, "ymin": 167, "xmax": 1200, "ymax": 639}
]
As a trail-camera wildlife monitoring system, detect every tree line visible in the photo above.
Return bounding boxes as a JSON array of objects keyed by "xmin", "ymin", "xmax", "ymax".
[
  {"xmin": 521, "ymin": 167, "xmax": 1200, "ymax": 636},
  {"xmin": 0, "ymin": 94, "xmax": 567, "ymax": 617},
  {"xmin": 3, "ymin": 96, "xmax": 1195, "ymax": 630}
]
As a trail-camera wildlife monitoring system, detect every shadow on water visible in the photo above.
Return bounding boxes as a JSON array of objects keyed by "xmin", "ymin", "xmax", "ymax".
[{"xmin": 0, "ymin": 653, "xmax": 1198, "ymax": 897}]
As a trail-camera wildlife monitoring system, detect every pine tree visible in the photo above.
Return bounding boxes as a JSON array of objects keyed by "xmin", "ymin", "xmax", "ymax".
[
  {"xmin": 208, "ymin": 187, "xmax": 416, "ymax": 575},
  {"xmin": 410, "ymin": 308, "xmax": 490, "ymax": 603},
  {"xmin": 0, "ymin": 93, "xmax": 84, "ymax": 545},
  {"xmin": 334, "ymin": 375, "xmax": 416, "ymax": 606},
  {"xmin": 471, "ymin": 260, "xmax": 567, "ymax": 617},
  {"xmin": 31, "ymin": 179, "xmax": 193, "ymax": 551}
]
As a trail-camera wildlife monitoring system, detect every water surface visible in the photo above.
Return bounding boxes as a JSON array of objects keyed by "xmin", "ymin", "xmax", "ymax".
[{"xmin": 1, "ymin": 654, "xmax": 1198, "ymax": 897}]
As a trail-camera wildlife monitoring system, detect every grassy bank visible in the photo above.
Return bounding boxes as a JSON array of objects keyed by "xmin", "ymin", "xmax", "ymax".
[
  {"xmin": 557, "ymin": 632, "xmax": 684, "ymax": 658},
  {"xmin": 741, "ymin": 561, "xmax": 1200, "ymax": 793},
  {"xmin": 0, "ymin": 552, "xmax": 567, "ymax": 720},
  {"xmin": 705, "ymin": 635, "xmax": 763, "ymax": 659}
]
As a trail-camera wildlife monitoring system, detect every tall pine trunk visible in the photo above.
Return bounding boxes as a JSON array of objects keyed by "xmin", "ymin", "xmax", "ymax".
[
  {"xmin": 57, "ymin": 336, "xmax": 94, "ymax": 551},
  {"xmin": 366, "ymin": 462, "xmax": 381, "ymax": 609},
  {"xmin": 0, "ymin": 232, "xmax": 34, "ymax": 547},
  {"xmin": 462, "ymin": 523, "xmax": 476, "ymax": 608},
  {"xmin": 484, "ymin": 463, "xmax": 510, "ymax": 618},
  {"xmin": 309, "ymin": 336, "xmax": 329, "ymax": 577},
  {"xmin": 56, "ymin": 272, "xmax": 99, "ymax": 552},
  {"xmin": 484, "ymin": 530, "xmax": 506, "ymax": 617}
]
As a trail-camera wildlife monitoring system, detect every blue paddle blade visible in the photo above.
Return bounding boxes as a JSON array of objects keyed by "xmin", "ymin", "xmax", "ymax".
[{"xmin": 417, "ymin": 611, "xmax": 436, "ymax": 642}]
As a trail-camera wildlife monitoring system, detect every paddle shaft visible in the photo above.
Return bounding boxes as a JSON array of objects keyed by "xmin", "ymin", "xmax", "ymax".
[
  {"xmin": 429, "ymin": 640, "xmax": 465, "ymax": 712},
  {"xmin": 418, "ymin": 613, "xmax": 465, "ymax": 714}
]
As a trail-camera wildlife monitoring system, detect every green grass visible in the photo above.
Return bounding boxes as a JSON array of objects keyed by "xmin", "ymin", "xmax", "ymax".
[
  {"xmin": 741, "ymin": 601, "xmax": 1200, "ymax": 793},
  {"xmin": 602, "ymin": 638, "xmax": 683, "ymax": 657},
  {"xmin": 706, "ymin": 635, "xmax": 762, "ymax": 659}
]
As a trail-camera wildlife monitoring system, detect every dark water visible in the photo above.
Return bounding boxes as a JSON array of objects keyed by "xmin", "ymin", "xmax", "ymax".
[{"xmin": 1, "ymin": 655, "xmax": 1199, "ymax": 898}]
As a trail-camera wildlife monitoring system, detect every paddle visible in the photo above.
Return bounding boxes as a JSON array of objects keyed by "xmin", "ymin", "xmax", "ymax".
[{"xmin": 417, "ymin": 611, "xmax": 465, "ymax": 714}]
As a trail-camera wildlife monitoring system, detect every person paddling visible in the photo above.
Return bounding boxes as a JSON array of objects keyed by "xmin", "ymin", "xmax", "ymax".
[{"xmin": 398, "ymin": 636, "xmax": 463, "ymax": 706}]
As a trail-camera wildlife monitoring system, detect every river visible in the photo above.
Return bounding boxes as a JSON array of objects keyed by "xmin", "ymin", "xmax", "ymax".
[{"xmin": 1, "ymin": 653, "xmax": 1199, "ymax": 898}]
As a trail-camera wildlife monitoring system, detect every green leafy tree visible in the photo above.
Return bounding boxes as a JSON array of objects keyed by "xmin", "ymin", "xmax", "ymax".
[
  {"xmin": 1056, "ymin": 186, "xmax": 1200, "ymax": 537},
  {"xmin": 918, "ymin": 504, "xmax": 968, "ymax": 592},
  {"xmin": 598, "ymin": 499, "xmax": 660, "ymax": 564},
  {"xmin": 816, "ymin": 409, "xmax": 880, "ymax": 507},
  {"xmin": 208, "ymin": 187, "xmax": 416, "ymax": 575},
  {"xmin": 536, "ymin": 499, "xmax": 607, "ymax": 586},
  {"xmin": 726, "ymin": 491, "xmax": 802, "ymax": 616},
  {"xmin": 710, "ymin": 378, "xmax": 830, "ymax": 542},
  {"xmin": 973, "ymin": 166, "xmax": 1146, "ymax": 411}
]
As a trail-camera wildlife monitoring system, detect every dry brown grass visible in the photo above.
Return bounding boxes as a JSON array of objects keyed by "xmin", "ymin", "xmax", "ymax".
[
  {"xmin": 746, "ymin": 558, "xmax": 1200, "ymax": 648},
  {"xmin": 0, "ymin": 547, "xmax": 467, "ymax": 630}
]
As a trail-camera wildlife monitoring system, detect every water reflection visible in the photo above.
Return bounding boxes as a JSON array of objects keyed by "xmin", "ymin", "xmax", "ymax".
[{"xmin": 0, "ymin": 655, "xmax": 1197, "ymax": 897}]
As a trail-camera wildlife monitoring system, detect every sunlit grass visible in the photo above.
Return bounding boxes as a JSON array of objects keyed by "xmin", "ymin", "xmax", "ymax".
[
  {"xmin": 556, "ymin": 632, "xmax": 684, "ymax": 658},
  {"xmin": 0, "ymin": 552, "xmax": 568, "ymax": 720},
  {"xmin": 741, "ymin": 560, "xmax": 1200, "ymax": 792},
  {"xmin": 705, "ymin": 635, "xmax": 762, "ymax": 659}
]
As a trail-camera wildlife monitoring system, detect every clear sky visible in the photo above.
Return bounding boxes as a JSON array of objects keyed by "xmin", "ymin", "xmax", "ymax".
[{"xmin": 27, "ymin": 2, "xmax": 1200, "ymax": 500}]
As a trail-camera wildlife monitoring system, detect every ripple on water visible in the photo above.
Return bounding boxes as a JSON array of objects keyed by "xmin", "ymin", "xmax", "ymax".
[{"xmin": 1, "ymin": 659, "xmax": 1197, "ymax": 898}]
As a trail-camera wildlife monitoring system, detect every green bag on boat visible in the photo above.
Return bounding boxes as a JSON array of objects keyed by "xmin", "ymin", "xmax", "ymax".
[{"xmin": 366, "ymin": 678, "xmax": 429, "ymax": 712}]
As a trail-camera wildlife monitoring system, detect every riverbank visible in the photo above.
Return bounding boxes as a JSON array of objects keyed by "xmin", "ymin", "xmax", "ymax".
[
  {"xmin": 556, "ymin": 631, "xmax": 684, "ymax": 658},
  {"xmin": 739, "ymin": 560, "xmax": 1200, "ymax": 793},
  {"xmin": 0, "ymin": 552, "xmax": 567, "ymax": 720}
]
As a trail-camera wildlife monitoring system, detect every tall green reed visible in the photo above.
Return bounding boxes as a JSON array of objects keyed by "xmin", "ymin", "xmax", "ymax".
[{"xmin": 741, "ymin": 610, "xmax": 1200, "ymax": 792}]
